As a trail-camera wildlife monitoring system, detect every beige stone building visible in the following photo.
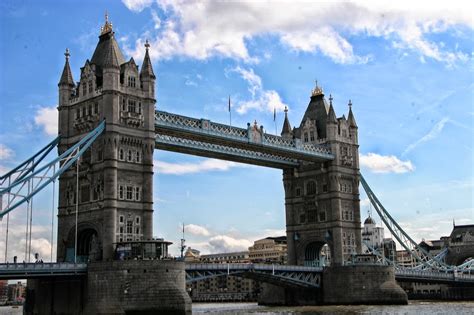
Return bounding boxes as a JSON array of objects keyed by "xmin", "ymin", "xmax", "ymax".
[{"xmin": 248, "ymin": 236, "xmax": 287, "ymax": 264}]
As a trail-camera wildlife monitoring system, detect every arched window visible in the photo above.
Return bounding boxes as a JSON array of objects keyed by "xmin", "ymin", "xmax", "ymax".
[
  {"xmin": 310, "ymin": 131, "xmax": 315, "ymax": 141},
  {"xmin": 306, "ymin": 181, "xmax": 316, "ymax": 195},
  {"xmin": 127, "ymin": 150, "xmax": 132, "ymax": 162},
  {"xmin": 119, "ymin": 149, "xmax": 124, "ymax": 160},
  {"xmin": 304, "ymin": 133, "xmax": 309, "ymax": 142},
  {"xmin": 118, "ymin": 186, "xmax": 124, "ymax": 199},
  {"xmin": 135, "ymin": 151, "xmax": 140, "ymax": 163}
]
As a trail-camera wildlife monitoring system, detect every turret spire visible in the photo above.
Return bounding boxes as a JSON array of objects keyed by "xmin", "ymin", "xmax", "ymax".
[
  {"xmin": 311, "ymin": 80, "xmax": 324, "ymax": 97},
  {"xmin": 347, "ymin": 99, "xmax": 358, "ymax": 128},
  {"xmin": 100, "ymin": 11, "xmax": 113, "ymax": 35},
  {"xmin": 140, "ymin": 39, "xmax": 155, "ymax": 79},
  {"xmin": 58, "ymin": 48, "xmax": 75, "ymax": 87},
  {"xmin": 327, "ymin": 102, "xmax": 337, "ymax": 124},
  {"xmin": 281, "ymin": 106, "xmax": 292, "ymax": 137}
]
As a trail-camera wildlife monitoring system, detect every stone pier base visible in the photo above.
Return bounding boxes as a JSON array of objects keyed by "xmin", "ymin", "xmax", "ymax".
[
  {"xmin": 258, "ymin": 283, "xmax": 321, "ymax": 306},
  {"xmin": 25, "ymin": 260, "xmax": 191, "ymax": 314},
  {"xmin": 323, "ymin": 265, "xmax": 407, "ymax": 305}
]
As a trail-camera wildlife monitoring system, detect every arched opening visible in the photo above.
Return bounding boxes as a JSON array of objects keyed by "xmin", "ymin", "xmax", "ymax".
[
  {"xmin": 66, "ymin": 227, "xmax": 100, "ymax": 263},
  {"xmin": 304, "ymin": 242, "xmax": 331, "ymax": 267}
]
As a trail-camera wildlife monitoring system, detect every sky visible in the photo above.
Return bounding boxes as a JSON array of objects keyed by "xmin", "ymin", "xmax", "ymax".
[{"xmin": 0, "ymin": 0, "xmax": 473, "ymax": 261}]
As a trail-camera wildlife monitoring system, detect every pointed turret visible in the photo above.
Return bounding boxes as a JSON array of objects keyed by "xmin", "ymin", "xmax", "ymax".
[
  {"xmin": 140, "ymin": 40, "xmax": 155, "ymax": 79},
  {"xmin": 140, "ymin": 40, "xmax": 156, "ymax": 98},
  {"xmin": 347, "ymin": 100, "xmax": 357, "ymax": 128},
  {"xmin": 58, "ymin": 48, "xmax": 75, "ymax": 87},
  {"xmin": 90, "ymin": 13, "xmax": 125, "ymax": 72},
  {"xmin": 281, "ymin": 106, "xmax": 292, "ymax": 139},
  {"xmin": 300, "ymin": 81, "xmax": 329, "ymax": 138},
  {"xmin": 327, "ymin": 95, "xmax": 337, "ymax": 124}
]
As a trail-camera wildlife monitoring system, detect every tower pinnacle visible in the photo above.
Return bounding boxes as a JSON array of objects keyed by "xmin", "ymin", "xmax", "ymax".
[
  {"xmin": 140, "ymin": 39, "xmax": 155, "ymax": 79},
  {"xmin": 58, "ymin": 48, "xmax": 74, "ymax": 87},
  {"xmin": 348, "ymin": 99, "xmax": 357, "ymax": 128},
  {"xmin": 100, "ymin": 11, "xmax": 113, "ymax": 35},
  {"xmin": 311, "ymin": 80, "xmax": 324, "ymax": 97}
]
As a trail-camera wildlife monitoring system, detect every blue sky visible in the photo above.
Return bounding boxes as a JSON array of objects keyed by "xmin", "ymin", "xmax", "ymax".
[{"xmin": 0, "ymin": 0, "xmax": 473, "ymax": 259}]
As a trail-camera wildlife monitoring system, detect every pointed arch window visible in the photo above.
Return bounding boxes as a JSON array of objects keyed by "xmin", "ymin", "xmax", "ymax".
[
  {"xmin": 119, "ymin": 149, "xmax": 124, "ymax": 160},
  {"xmin": 310, "ymin": 131, "xmax": 315, "ymax": 141},
  {"xmin": 304, "ymin": 133, "xmax": 309, "ymax": 142},
  {"xmin": 127, "ymin": 150, "xmax": 133, "ymax": 162},
  {"xmin": 135, "ymin": 151, "xmax": 140, "ymax": 163},
  {"xmin": 88, "ymin": 81, "xmax": 93, "ymax": 93}
]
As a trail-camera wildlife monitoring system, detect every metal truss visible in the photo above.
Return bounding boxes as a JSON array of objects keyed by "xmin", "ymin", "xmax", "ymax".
[
  {"xmin": 0, "ymin": 121, "xmax": 105, "ymax": 218},
  {"xmin": 360, "ymin": 175, "xmax": 472, "ymax": 273},
  {"xmin": 155, "ymin": 110, "xmax": 334, "ymax": 163},
  {"xmin": 185, "ymin": 263, "xmax": 322, "ymax": 288},
  {"xmin": 156, "ymin": 134, "xmax": 300, "ymax": 168},
  {"xmin": 0, "ymin": 137, "xmax": 59, "ymax": 188}
]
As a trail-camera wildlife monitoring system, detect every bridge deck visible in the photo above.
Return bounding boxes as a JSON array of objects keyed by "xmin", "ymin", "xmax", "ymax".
[
  {"xmin": 0, "ymin": 263, "xmax": 87, "ymax": 279},
  {"xmin": 155, "ymin": 111, "xmax": 334, "ymax": 168}
]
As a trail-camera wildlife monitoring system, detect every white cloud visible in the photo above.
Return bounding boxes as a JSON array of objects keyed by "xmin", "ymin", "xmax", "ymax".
[
  {"xmin": 208, "ymin": 235, "xmax": 252, "ymax": 253},
  {"xmin": 360, "ymin": 152, "xmax": 415, "ymax": 174},
  {"xmin": 154, "ymin": 158, "xmax": 247, "ymax": 175},
  {"xmin": 0, "ymin": 144, "xmax": 14, "ymax": 160},
  {"xmin": 122, "ymin": 0, "xmax": 154, "ymax": 12},
  {"xmin": 231, "ymin": 67, "xmax": 288, "ymax": 114},
  {"xmin": 34, "ymin": 106, "xmax": 57, "ymax": 136},
  {"xmin": 122, "ymin": 1, "xmax": 472, "ymax": 65},
  {"xmin": 403, "ymin": 117, "xmax": 450, "ymax": 156},
  {"xmin": 185, "ymin": 224, "xmax": 210, "ymax": 237}
]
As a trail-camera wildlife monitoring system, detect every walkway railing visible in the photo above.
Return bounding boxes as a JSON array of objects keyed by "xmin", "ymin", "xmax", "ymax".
[{"xmin": 0, "ymin": 263, "xmax": 87, "ymax": 279}]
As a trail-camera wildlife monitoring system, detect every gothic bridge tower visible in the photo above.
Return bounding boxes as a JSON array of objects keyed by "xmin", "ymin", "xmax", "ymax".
[
  {"xmin": 282, "ymin": 84, "xmax": 361, "ymax": 266},
  {"xmin": 56, "ymin": 15, "xmax": 156, "ymax": 261}
]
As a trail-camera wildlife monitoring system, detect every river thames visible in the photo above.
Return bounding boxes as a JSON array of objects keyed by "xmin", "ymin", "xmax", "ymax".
[
  {"xmin": 1, "ymin": 301, "xmax": 473, "ymax": 314},
  {"xmin": 192, "ymin": 301, "xmax": 474, "ymax": 314}
]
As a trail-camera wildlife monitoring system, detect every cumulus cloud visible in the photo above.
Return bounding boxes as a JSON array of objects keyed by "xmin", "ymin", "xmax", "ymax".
[
  {"xmin": 231, "ymin": 66, "xmax": 288, "ymax": 114},
  {"xmin": 122, "ymin": 1, "xmax": 472, "ymax": 66},
  {"xmin": 360, "ymin": 153, "xmax": 415, "ymax": 174},
  {"xmin": 185, "ymin": 224, "xmax": 210, "ymax": 237},
  {"xmin": 0, "ymin": 144, "xmax": 14, "ymax": 160},
  {"xmin": 34, "ymin": 106, "xmax": 57, "ymax": 136},
  {"xmin": 403, "ymin": 117, "xmax": 450, "ymax": 156},
  {"xmin": 208, "ymin": 235, "xmax": 253, "ymax": 253},
  {"xmin": 154, "ymin": 158, "xmax": 247, "ymax": 175}
]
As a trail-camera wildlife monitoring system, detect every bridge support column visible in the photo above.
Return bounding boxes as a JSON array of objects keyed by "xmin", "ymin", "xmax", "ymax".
[{"xmin": 323, "ymin": 265, "xmax": 407, "ymax": 305}]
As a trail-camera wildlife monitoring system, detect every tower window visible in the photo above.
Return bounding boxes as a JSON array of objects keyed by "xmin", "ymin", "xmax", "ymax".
[
  {"xmin": 119, "ymin": 226, "xmax": 124, "ymax": 233},
  {"xmin": 304, "ymin": 133, "xmax": 309, "ymax": 142},
  {"xmin": 135, "ymin": 187, "xmax": 140, "ymax": 201},
  {"xmin": 121, "ymin": 97, "xmax": 126, "ymax": 111},
  {"xmin": 136, "ymin": 217, "xmax": 140, "ymax": 224},
  {"xmin": 82, "ymin": 106, "xmax": 86, "ymax": 118},
  {"xmin": 126, "ymin": 220, "xmax": 133, "ymax": 234},
  {"xmin": 76, "ymin": 108, "xmax": 80, "ymax": 119},
  {"xmin": 295, "ymin": 187, "xmax": 301, "ymax": 197},
  {"xmin": 126, "ymin": 186, "xmax": 133, "ymax": 200},
  {"xmin": 119, "ymin": 186, "xmax": 124, "ymax": 199},
  {"xmin": 135, "ymin": 151, "xmax": 140, "ymax": 163},
  {"xmin": 119, "ymin": 149, "xmax": 124, "ymax": 160},
  {"xmin": 128, "ymin": 76, "xmax": 136, "ymax": 88},
  {"xmin": 119, "ymin": 215, "xmax": 124, "ymax": 223},
  {"xmin": 94, "ymin": 103, "xmax": 99, "ymax": 114},
  {"xmin": 88, "ymin": 104, "xmax": 92, "ymax": 116},
  {"xmin": 127, "ymin": 150, "xmax": 133, "ymax": 162},
  {"xmin": 82, "ymin": 83, "xmax": 87, "ymax": 96},
  {"xmin": 88, "ymin": 81, "xmax": 93, "ymax": 93},
  {"xmin": 128, "ymin": 99, "xmax": 136, "ymax": 113},
  {"xmin": 138, "ymin": 102, "xmax": 142, "ymax": 114},
  {"xmin": 306, "ymin": 181, "xmax": 316, "ymax": 195},
  {"xmin": 310, "ymin": 131, "xmax": 315, "ymax": 141}
]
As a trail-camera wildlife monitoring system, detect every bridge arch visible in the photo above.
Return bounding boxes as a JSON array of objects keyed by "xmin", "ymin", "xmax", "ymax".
[
  {"xmin": 65, "ymin": 222, "xmax": 101, "ymax": 263},
  {"xmin": 304, "ymin": 241, "xmax": 331, "ymax": 267}
]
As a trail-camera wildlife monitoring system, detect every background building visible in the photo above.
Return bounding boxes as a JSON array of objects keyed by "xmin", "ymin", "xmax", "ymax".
[{"xmin": 248, "ymin": 236, "xmax": 287, "ymax": 264}]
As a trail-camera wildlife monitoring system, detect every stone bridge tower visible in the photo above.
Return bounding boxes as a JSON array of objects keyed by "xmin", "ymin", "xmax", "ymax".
[
  {"xmin": 56, "ymin": 16, "xmax": 156, "ymax": 261},
  {"xmin": 282, "ymin": 85, "xmax": 361, "ymax": 266}
]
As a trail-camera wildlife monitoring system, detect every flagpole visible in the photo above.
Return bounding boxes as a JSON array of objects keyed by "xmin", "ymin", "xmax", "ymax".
[
  {"xmin": 228, "ymin": 95, "xmax": 232, "ymax": 127},
  {"xmin": 274, "ymin": 107, "xmax": 277, "ymax": 136}
]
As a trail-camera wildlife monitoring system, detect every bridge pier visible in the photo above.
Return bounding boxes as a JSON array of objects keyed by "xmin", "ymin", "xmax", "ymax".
[
  {"xmin": 24, "ymin": 260, "xmax": 191, "ymax": 315},
  {"xmin": 258, "ymin": 265, "xmax": 407, "ymax": 306}
]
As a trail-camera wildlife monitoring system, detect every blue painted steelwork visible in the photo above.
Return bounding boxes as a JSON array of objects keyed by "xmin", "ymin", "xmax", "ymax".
[
  {"xmin": 156, "ymin": 134, "xmax": 300, "ymax": 168},
  {"xmin": 0, "ymin": 137, "xmax": 59, "ymax": 187},
  {"xmin": 185, "ymin": 263, "xmax": 322, "ymax": 288},
  {"xmin": 360, "ymin": 174, "xmax": 473, "ymax": 273},
  {"xmin": 155, "ymin": 110, "xmax": 334, "ymax": 164},
  {"xmin": 0, "ymin": 262, "xmax": 87, "ymax": 279},
  {"xmin": 0, "ymin": 121, "xmax": 105, "ymax": 218}
]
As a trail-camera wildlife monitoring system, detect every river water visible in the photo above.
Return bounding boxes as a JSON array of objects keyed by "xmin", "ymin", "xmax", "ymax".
[
  {"xmin": 193, "ymin": 301, "xmax": 474, "ymax": 314},
  {"xmin": 1, "ymin": 301, "xmax": 473, "ymax": 314}
]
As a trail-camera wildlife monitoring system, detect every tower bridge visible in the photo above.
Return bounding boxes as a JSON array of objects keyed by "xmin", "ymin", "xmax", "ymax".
[{"xmin": 0, "ymin": 15, "xmax": 473, "ymax": 314}]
